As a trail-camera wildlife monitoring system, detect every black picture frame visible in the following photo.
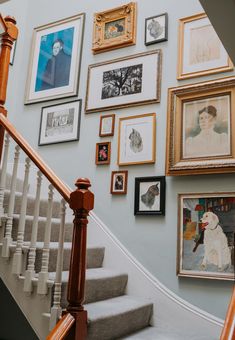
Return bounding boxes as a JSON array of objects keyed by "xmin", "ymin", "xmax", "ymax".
[
  {"xmin": 38, "ymin": 99, "xmax": 81, "ymax": 146},
  {"xmin": 134, "ymin": 176, "xmax": 166, "ymax": 215},
  {"xmin": 145, "ymin": 13, "xmax": 168, "ymax": 46}
]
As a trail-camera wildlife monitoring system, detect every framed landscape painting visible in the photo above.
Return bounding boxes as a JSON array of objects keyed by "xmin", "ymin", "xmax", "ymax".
[
  {"xmin": 134, "ymin": 176, "xmax": 165, "ymax": 215},
  {"xmin": 25, "ymin": 13, "xmax": 85, "ymax": 104},
  {"xmin": 166, "ymin": 76, "xmax": 235, "ymax": 175},
  {"xmin": 177, "ymin": 192, "xmax": 235, "ymax": 280},
  {"xmin": 177, "ymin": 13, "xmax": 233, "ymax": 80},
  {"xmin": 118, "ymin": 113, "xmax": 156, "ymax": 166},
  {"xmin": 85, "ymin": 50, "xmax": 162, "ymax": 113},
  {"xmin": 92, "ymin": 2, "xmax": 136, "ymax": 54},
  {"xmin": 38, "ymin": 100, "xmax": 81, "ymax": 146}
]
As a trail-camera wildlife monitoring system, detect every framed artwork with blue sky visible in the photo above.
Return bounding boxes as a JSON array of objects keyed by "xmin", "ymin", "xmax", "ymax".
[{"xmin": 25, "ymin": 13, "xmax": 85, "ymax": 104}]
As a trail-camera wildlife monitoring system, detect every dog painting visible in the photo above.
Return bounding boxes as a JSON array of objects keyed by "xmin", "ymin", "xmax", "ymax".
[{"xmin": 179, "ymin": 193, "xmax": 235, "ymax": 280}]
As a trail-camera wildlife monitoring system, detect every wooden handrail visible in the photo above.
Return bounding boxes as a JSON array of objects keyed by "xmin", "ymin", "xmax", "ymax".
[
  {"xmin": 0, "ymin": 112, "xmax": 70, "ymax": 202},
  {"xmin": 220, "ymin": 286, "xmax": 235, "ymax": 340},
  {"xmin": 47, "ymin": 313, "xmax": 75, "ymax": 340}
]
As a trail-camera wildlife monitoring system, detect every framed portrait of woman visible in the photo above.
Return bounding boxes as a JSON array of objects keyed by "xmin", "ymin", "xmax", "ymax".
[{"xmin": 166, "ymin": 76, "xmax": 235, "ymax": 175}]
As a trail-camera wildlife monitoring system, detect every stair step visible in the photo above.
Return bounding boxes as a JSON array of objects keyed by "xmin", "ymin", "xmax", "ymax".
[
  {"xmin": 49, "ymin": 268, "xmax": 128, "ymax": 306},
  {"xmin": 85, "ymin": 295, "xmax": 153, "ymax": 340},
  {"xmin": 11, "ymin": 214, "xmax": 73, "ymax": 242},
  {"xmin": 3, "ymin": 190, "xmax": 61, "ymax": 218}
]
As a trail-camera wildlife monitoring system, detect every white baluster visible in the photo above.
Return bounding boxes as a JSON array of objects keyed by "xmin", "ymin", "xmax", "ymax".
[
  {"xmin": 37, "ymin": 184, "xmax": 54, "ymax": 295},
  {"xmin": 2, "ymin": 145, "xmax": 20, "ymax": 258},
  {"xmin": 0, "ymin": 133, "xmax": 10, "ymax": 222},
  {"xmin": 49, "ymin": 199, "xmax": 66, "ymax": 330},
  {"xmin": 24, "ymin": 171, "xmax": 42, "ymax": 292},
  {"xmin": 12, "ymin": 157, "xmax": 31, "ymax": 274}
]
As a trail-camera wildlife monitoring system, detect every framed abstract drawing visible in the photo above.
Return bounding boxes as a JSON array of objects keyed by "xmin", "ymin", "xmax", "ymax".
[
  {"xmin": 145, "ymin": 13, "xmax": 168, "ymax": 45},
  {"xmin": 92, "ymin": 2, "xmax": 136, "ymax": 54},
  {"xmin": 25, "ymin": 13, "xmax": 85, "ymax": 104},
  {"xmin": 134, "ymin": 176, "xmax": 165, "ymax": 215},
  {"xmin": 110, "ymin": 170, "xmax": 128, "ymax": 194},
  {"xmin": 177, "ymin": 192, "xmax": 235, "ymax": 281},
  {"xmin": 96, "ymin": 142, "xmax": 111, "ymax": 165},
  {"xmin": 177, "ymin": 13, "xmax": 233, "ymax": 80},
  {"xmin": 99, "ymin": 114, "xmax": 115, "ymax": 137},
  {"xmin": 85, "ymin": 50, "xmax": 162, "ymax": 113},
  {"xmin": 166, "ymin": 76, "xmax": 235, "ymax": 176},
  {"xmin": 38, "ymin": 100, "xmax": 81, "ymax": 146},
  {"xmin": 118, "ymin": 113, "xmax": 156, "ymax": 166}
]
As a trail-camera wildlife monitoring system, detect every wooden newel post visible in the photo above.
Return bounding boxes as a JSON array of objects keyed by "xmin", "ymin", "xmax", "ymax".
[
  {"xmin": 67, "ymin": 178, "xmax": 94, "ymax": 339},
  {"xmin": 0, "ymin": 15, "xmax": 18, "ymax": 161}
]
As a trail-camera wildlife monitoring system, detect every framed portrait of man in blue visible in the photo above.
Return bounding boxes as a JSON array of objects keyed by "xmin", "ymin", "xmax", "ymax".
[{"xmin": 25, "ymin": 14, "xmax": 85, "ymax": 104}]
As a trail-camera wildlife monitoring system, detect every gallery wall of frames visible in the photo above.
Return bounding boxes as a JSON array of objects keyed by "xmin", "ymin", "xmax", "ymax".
[{"xmin": 5, "ymin": 0, "xmax": 235, "ymax": 316}]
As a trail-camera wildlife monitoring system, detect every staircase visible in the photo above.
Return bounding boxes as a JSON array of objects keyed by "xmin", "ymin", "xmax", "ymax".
[{"xmin": 0, "ymin": 175, "xmax": 157, "ymax": 339}]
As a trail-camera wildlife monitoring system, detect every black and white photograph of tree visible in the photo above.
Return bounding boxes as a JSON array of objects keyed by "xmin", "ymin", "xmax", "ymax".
[{"xmin": 101, "ymin": 63, "xmax": 143, "ymax": 99}]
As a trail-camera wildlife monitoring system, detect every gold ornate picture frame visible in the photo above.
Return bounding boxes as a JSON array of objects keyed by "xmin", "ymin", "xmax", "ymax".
[
  {"xmin": 177, "ymin": 13, "xmax": 233, "ymax": 80},
  {"xmin": 92, "ymin": 2, "xmax": 136, "ymax": 54},
  {"xmin": 166, "ymin": 76, "xmax": 235, "ymax": 176}
]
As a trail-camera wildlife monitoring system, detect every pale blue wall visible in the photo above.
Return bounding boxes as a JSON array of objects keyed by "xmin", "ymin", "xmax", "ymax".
[{"xmin": 1, "ymin": 0, "xmax": 234, "ymax": 319}]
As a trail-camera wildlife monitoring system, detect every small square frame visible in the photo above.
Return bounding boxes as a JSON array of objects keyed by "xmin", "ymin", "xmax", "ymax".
[
  {"xmin": 99, "ymin": 114, "xmax": 115, "ymax": 137},
  {"xmin": 96, "ymin": 142, "xmax": 111, "ymax": 165},
  {"xmin": 110, "ymin": 170, "xmax": 128, "ymax": 194}
]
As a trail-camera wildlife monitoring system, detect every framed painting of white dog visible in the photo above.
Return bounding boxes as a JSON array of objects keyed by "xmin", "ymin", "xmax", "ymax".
[
  {"xmin": 134, "ymin": 176, "xmax": 165, "ymax": 215},
  {"xmin": 177, "ymin": 193, "xmax": 235, "ymax": 280}
]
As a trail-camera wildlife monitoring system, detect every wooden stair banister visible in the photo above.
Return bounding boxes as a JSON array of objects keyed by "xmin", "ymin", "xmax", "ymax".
[{"xmin": 220, "ymin": 287, "xmax": 235, "ymax": 340}]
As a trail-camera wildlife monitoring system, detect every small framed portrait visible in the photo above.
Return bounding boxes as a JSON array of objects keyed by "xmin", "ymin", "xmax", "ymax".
[
  {"xmin": 38, "ymin": 100, "xmax": 81, "ymax": 146},
  {"xmin": 10, "ymin": 40, "xmax": 17, "ymax": 65},
  {"xmin": 99, "ymin": 114, "xmax": 115, "ymax": 137},
  {"xmin": 110, "ymin": 170, "xmax": 128, "ymax": 194},
  {"xmin": 145, "ymin": 13, "xmax": 168, "ymax": 45},
  {"xmin": 118, "ymin": 113, "xmax": 156, "ymax": 166},
  {"xmin": 25, "ymin": 13, "xmax": 85, "ymax": 104},
  {"xmin": 96, "ymin": 142, "xmax": 111, "ymax": 165},
  {"xmin": 166, "ymin": 76, "xmax": 235, "ymax": 175},
  {"xmin": 177, "ymin": 192, "xmax": 235, "ymax": 281},
  {"xmin": 92, "ymin": 2, "xmax": 136, "ymax": 54},
  {"xmin": 177, "ymin": 13, "xmax": 233, "ymax": 80},
  {"xmin": 134, "ymin": 176, "xmax": 165, "ymax": 215},
  {"xmin": 85, "ymin": 50, "xmax": 162, "ymax": 113}
]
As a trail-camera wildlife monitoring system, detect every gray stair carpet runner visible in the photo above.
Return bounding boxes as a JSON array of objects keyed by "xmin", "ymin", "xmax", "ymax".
[{"xmin": 3, "ymin": 189, "xmax": 156, "ymax": 339}]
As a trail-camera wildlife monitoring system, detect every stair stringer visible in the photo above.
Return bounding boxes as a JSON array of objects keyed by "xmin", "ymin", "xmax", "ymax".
[{"xmin": 88, "ymin": 212, "xmax": 224, "ymax": 339}]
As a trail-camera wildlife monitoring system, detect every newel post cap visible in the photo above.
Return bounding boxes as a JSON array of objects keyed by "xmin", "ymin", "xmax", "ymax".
[{"xmin": 69, "ymin": 178, "xmax": 94, "ymax": 211}]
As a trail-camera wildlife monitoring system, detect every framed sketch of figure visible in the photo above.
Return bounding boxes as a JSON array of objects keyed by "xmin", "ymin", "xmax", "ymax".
[{"xmin": 25, "ymin": 14, "xmax": 85, "ymax": 104}]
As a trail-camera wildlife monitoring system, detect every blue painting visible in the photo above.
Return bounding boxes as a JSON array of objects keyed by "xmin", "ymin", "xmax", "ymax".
[{"xmin": 35, "ymin": 27, "xmax": 74, "ymax": 92}]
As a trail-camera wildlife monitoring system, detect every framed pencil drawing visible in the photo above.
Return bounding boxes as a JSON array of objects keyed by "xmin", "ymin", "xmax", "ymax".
[
  {"xmin": 99, "ymin": 114, "xmax": 115, "ymax": 137},
  {"xmin": 25, "ymin": 13, "xmax": 85, "ymax": 104},
  {"xmin": 177, "ymin": 13, "xmax": 233, "ymax": 80},
  {"xmin": 177, "ymin": 192, "xmax": 235, "ymax": 281},
  {"xmin": 110, "ymin": 170, "xmax": 128, "ymax": 194},
  {"xmin": 134, "ymin": 176, "xmax": 165, "ymax": 215},
  {"xmin": 145, "ymin": 13, "xmax": 168, "ymax": 45},
  {"xmin": 92, "ymin": 2, "xmax": 136, "ymax": 54},
  {"xmin": 85, "ymin": 50, "xmax": 162, "ymax": 113},
  {"xmin": 166, "ymin": 76, "xmax": 235, "ymax": 176},
  {"xmin": 118, "ymin": 113, "xmax": 156, "ymax": 166},
  {"xmin": 96, "ymin": 142, "xmax": 111, "ymax": 165},
  {"xmin": 38, "ymin": 100, "xmax": 81, "ymax": 146}
]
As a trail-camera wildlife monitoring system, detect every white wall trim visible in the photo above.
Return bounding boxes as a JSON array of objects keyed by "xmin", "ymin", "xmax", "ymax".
[{"xmin": 90, "ymin": 211, "xmax": 224, "ymax": 328}]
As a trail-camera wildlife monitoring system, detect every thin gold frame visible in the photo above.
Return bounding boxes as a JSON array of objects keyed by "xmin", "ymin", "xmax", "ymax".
[
  {"xmin": 118, "ymin": 113, "xmax": 156, "ymax": 166},
  {"xmin": 177, "ymin": 13, "xmax": 233, "ymax": 80},
  {"xmin": 166, "ymin": 76, "xmax": 235, "ymax": 176},
  {"xmin": 92, "ymin": 2, "xmax": 136, "ymax": 54}
]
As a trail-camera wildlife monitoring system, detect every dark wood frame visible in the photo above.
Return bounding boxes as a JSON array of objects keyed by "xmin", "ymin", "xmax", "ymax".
[
  {"xmin": 99, "ymin": 114, "xmax": 115, "ymax": 137},
  {"xmin": 95, "ymin": 142, "xmax": 111, "ymax": 165},
  {"xmin": 38, "ymin": 100, "xmax": 82, "ymax": 146},
  {"xmin": 110, "ymin": 170, "xmax": 128, "ymax": 194},
  {"xmin": 145, "ymin": 13, "xmax": 168, "ymax": 45},
  {"xmin": 10, "ymin": 40, "xmax": 17, "ymax": 65},
  {"xmin": 134, "ymin": 176, "xmax": 165, "ymax": 215}
]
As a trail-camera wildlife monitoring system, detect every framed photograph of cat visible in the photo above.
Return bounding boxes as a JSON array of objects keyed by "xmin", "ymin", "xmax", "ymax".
[
  {"xmin": 118, "ymin": 113, "xmax": 156, "ymax": 166},
  {"xmin": 134, "ymin": 176, "xmax": 165, "ymax": 215}
]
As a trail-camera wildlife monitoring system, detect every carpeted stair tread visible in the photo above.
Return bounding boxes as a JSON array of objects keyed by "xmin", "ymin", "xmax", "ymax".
[
  {"xmin": 49, "ymin": 268, "xmax": 128, "ymax": 305},
  {"xmin": 3, "ymin": 190, "xmax": 61, "ymax": 218},
  {"xmin": 85, "ymin": 295, "xmax": 153, "ymax": 340}
]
